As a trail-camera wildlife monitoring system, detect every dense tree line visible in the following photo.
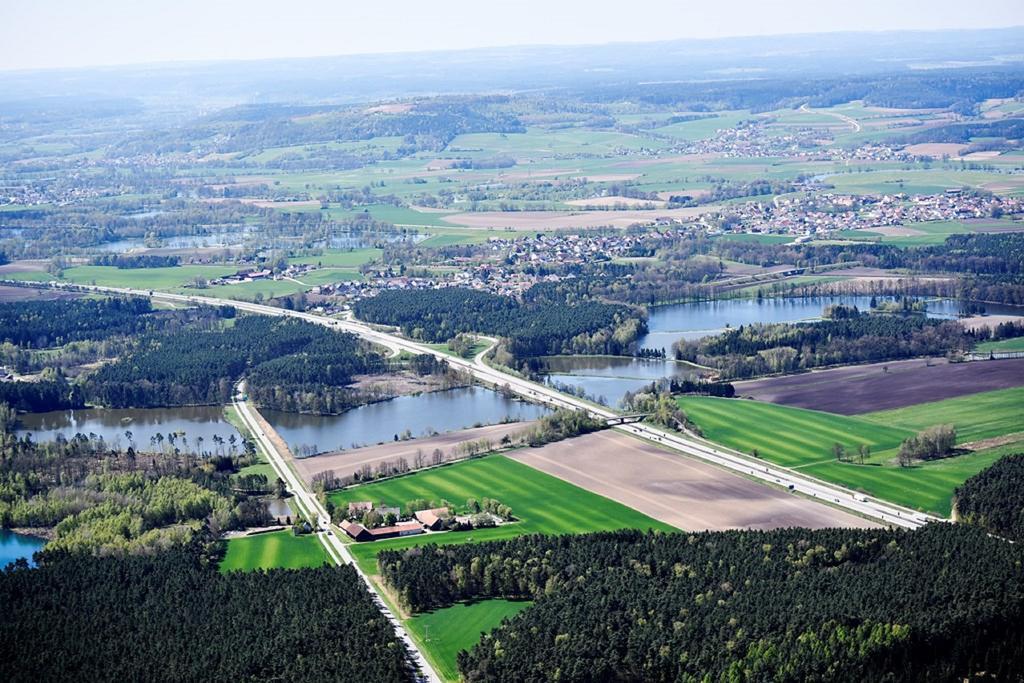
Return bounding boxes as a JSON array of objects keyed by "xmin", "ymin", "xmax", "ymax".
[
  {"xmin": 525, "ymin": 409, "xmax": 605, "ymax": 447},
  {"xmin": 90, "ymin": 253, "xmax": 180, "ymax": 268},
  {"xmin": 955, "ymin": 453, "xmax": 1024, "ymax": 542},
  {"xmin": 86, "ymin": 316, "xmax": 382, "ymax": 409},
  {"xmin": 0, "ymin": 373, "xmax": 84, "ymax": 412},
  {"xmin": 0, "ymin": 546, "xmax": 412, "ymax": 682},
  {"xmin": 0, "ymin": 297, "xmax": 155, "ymax": 348},
  {"xmin": 379, "ymin": 526, "xmax": 1024, "ymax": 682},
  {"xmin": 354, "ymin": 288, "xmax": 646, "ymax": 357},
  {"xmin": 674, "ymin": 314, "xmax": 971, "ymax": 379}
]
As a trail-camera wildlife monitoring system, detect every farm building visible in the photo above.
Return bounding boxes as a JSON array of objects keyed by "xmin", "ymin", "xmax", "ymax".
[
  {"xmin": 414, "ymin": 507, "xmax": 450, "ymax": 530},
  {"xmin": 367, "ymin": 521, "xmax": 424, "ymax": 540}
]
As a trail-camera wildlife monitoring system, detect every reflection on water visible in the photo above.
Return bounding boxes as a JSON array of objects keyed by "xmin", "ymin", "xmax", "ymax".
[
  {"xmin": 637, "ymin": 295, "xmax": 968, "ymax": 352},
  {"xmin": 537, "ymin": 355, "xmax": 704, "ymax": 407},
  {"xmin": 16, "ymin": 407, "xmax": 241, "ymax": 450},
  {"xmin": 0, "ymin": 529, "xmax": 45, "ymax": 568},
  {"xmin": 262, "ymin": 386, "xmax": 549, "ymax": 455}
]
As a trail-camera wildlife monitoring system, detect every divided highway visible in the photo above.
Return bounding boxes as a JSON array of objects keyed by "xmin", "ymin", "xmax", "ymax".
[
  {"xmin": 233, "ymin": 389, "xmax": 442, "ymax": 682},
  {"xmin": 51, "ymin": 283, "xmax": 937, "ymax": 530}
]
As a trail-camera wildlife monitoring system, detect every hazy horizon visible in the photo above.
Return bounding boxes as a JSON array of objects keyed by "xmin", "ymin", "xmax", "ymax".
[{"xmin": 2, "ymin": 0, "xmax": 1023, "ymax": 72}]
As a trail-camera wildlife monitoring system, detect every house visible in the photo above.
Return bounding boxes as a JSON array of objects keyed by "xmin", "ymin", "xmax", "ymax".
[
  {"xmin": 367, "ymin": 521, "xmax": 424, "ymax": 540},
  {"xmin": 414, "ymin": 507, "xmax": 449, "ymax": 531},
  {"xmin": 339, "ymin": 520, "xmax": 371, "ymax": 542},
  {"xmin": 347, "ymin": 501, "xmax": 373, "ymax": 516}
]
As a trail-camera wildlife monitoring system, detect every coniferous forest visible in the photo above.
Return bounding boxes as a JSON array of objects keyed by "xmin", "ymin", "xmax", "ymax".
[
  {"xmin": 353, "ymin": 287, "xmax": 645, "ymax": 356},
  {"xmin": 379, "ymin": 526, "xmax": 1024, "ymax": 682},
  {"xmin": 955, "ymin": 452, "xmax": 1024, "ymax": 542},
  {"xmin": 0, "ymin": 546, "xmax": 412, "ymax": 682}
]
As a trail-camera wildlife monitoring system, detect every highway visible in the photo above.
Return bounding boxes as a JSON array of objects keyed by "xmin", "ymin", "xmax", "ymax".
[
  {"xmin": 233, "ymin": 388, "xmax": 442, "ymax": 682},
  {"xmin": 47, "ymin": 281, "xmax": 938, "ymax": 531}
]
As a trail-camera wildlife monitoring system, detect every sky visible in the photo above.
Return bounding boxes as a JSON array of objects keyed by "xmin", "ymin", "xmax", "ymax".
[{"xmin": 2, "ymin": 0, "xmax": 1023, "ymax": 71}]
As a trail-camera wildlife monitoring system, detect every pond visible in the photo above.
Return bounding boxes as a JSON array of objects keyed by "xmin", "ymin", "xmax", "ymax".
[
  {"xmin": 0, "ymin": 529, "xmax": 45, "ymax": 568},
  {"xmin": 262, "ymin": 386, "xmax": 550, "ymax": 455},
  {"xmin": 15, "ymin": 406, "xmax": 242, "ymax": 452},
  {"xmin": 538, "ymin": 356, "xmax": 705, "ymax": 407}
]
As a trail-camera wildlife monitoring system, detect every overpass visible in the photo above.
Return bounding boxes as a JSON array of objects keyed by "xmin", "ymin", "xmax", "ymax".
[{"xmin": 24, "ymin": 280, "xmax": 941, "ymax": 531}]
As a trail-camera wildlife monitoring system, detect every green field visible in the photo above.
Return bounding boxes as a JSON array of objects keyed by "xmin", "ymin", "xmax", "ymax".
[
  {"xmin": 975, "ymin": 336, "xmax": 1024, "ymax": 353},
  {"xmin": 860, "ymin": 386, "xmax": 1024, "ymax": 444},
  {"xmin": 834, "ymin": 219, "xmax": 1022, "ymax": 247},
  {"xmin": 406, "ymin": 599, "xmax": 531, "ymax": 681},
  {"xmin": 58, "ymin": 264, "xmax": 237, "ymax": 289},
  {"xmin": 289, "ymin": 247, "xmax": 382, "ymax": 267},
  {"xmin": 328, "ymin": 455, "xmax": 674, "ymax": 573},
  {"xmin": 220, "ymin": 530, "xmax": 330, "ymax": 572},
  {"xmin": 678, "ymin": 389, "xmax": 1024, "ymax": 515},
  {"xmin": 676, "ymin": 396, "xmax": 912, "ymax": 468}
]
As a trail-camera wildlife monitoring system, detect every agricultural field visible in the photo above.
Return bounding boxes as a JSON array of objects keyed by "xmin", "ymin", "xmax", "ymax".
[
  {"xmin": 735, "ymin": 358, "xmax": 1024, "ymax": 414},
  {"xmin": 678, "ymin": 387, "xmax": 1024, "ymax": 515},
  {"xmin": 327, "ymin": 454, "xmax": 675, "ymax": 574},
  {"xmin": 976, "ymin": 336, "xmax": 1024, "ymax": 353},
  {"xmin": 832, "ymin": 218, "xmax": 1024, "ymax": 246},
  {"xmin": 219, "ymin": 530, "xmax": 330, "ymax": 572},
  {"xmin": 860, "ymin": 386, "xmax": 1024, "ymax": 445},
  {"xmin": 510, "ymin": 431, "xmax": 873, "ymax": 530},
  {"xmin": 405, "ymin": 599, "xmax": 531, "ymax": 681},
  {"xmin": 288, "ymin": 247, "xmax": 382, "ymax": 267}
]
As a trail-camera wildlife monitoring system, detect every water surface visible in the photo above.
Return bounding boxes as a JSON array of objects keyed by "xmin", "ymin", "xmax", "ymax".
[
  {"xmin": 263, "ymin": 387, "xmax": 549, "ymax": 455},
  {"xmin": 0, "ymin": 529, "xmax": 45, "ymax": 568},
  {"xmin": 16, "ymin": 407, "xmax": 242, "ymax": 451}
]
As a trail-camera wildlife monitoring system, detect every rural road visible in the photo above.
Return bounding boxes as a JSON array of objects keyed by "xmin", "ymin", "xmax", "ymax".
[
  {"xmin": 800, "ymin": 103, "xmax": 862, "ymax": 132},
  {"xmin": 28, "ymin": 280, "xmax": 937, "ymax": 529},
  {"xmin": 233, "ymin": 387, "xmax": 441, "ymax": 682}
]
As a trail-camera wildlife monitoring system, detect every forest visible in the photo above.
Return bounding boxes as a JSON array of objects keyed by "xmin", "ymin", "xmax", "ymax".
[
  {"xmin": 0, "ymin": 373, "xmax": 85, "ymax": 412},
  {"xmin": 0, "ymin": 546, "xmax": 412, "ymax": 682},
  {"xmin": 0, "ymin": 420, "xmax": 272, "ymax": 555},
  {"xmin": 354, "ymin": 288, "xmax": 645, "ymax": 357},
  {"xmin": 379, "ymin": 525, "xmax": 1024, "ymax": 682},
  {"xmin": 0, "ymin": 297, "xmax": 157, "ymax": 348},
  {"xmin": 674, "ymin": 314, "xmax": 973, "ymax": 379},
  {"xmin": 954, "ymin": 453, "xmax": 1024, "ymax": 542},
  {"xmin": 85, "ymin": 315, "xmax": 383, "ymax": 409}
]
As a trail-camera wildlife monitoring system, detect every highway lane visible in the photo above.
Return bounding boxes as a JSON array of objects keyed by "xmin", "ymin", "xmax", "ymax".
[
  {"xmin": 45, "ymin": 281, "xmax": 937, "ymax": 528},
  {"xmin": 232, "ymin": 390, "xmax": 441, "ymax": 683}
]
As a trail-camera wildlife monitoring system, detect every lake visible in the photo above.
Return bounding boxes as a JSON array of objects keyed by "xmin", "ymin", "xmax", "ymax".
[
  {"xmin": 16, "ymin": 406, "xmax": 242, "ymax": 451},
  {"xmin": 637, "ymin": 295, "xmax": 967, "ymax": 352},
  {"xmin": 537, "ymin": 295, "xmax": 1018, "ymax": 407},
  {"xmin": 262, "ymin": 386, "xmax": 550, "ymax": 455},
  {"xmin": 0, "ymin": 529, "xmax": 45, "ymax": 568}
]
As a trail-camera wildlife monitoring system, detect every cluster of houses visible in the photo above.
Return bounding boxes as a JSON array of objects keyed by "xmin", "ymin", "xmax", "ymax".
[
  {"xmin": 712, "ymin": 190, "xmax": 1022, "ymax": 237},
  {"xmin": 337, "ymin": 501, "xmax": 505, "ymax": 542}
]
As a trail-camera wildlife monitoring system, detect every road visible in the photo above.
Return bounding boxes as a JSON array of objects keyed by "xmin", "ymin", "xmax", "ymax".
[
  {"xmin": 39, "ymin": 281, "xmax": 937, "ymax": 529},
  {"xmin": 800, "ymin": 103, "xmax": 862, "ymax": 132},
  {"xmin": 232, "ymin": 388, "xmax": 441, "ymax": 682}
]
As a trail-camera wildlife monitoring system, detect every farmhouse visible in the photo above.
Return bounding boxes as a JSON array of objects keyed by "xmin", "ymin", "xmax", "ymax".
[
  {"xmin": 414, "ymin": 507, "xmax": 450, "ymax": 530},
  {"xmin": 347, "ymin": 501, "xmax": 373, "ymax": 515}
]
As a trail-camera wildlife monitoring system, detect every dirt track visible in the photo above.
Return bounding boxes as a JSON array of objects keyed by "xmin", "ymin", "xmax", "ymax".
[
  {"xmin": 510, "ymin": 431, "xmax": 875, "ymax": 531},
  {"xmin": 735, "ymin": 357, "xmax": 1024, "ymax": 415},
  {"xmin": 294, "ymin": 421, "xmax": 537, "ymax": 485}
]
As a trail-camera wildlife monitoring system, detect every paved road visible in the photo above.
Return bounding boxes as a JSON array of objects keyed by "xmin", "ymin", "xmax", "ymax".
[
  {"xmin": 800, "ymin": 103, "xmax": 862, "ymax": 132},
  {"xmin": 40, "ymin": 281, "xmax": 938, "ymax": 528},
  {"xmin": 233, "ymin": 389, "xmax": 441, "ymax": 682}
]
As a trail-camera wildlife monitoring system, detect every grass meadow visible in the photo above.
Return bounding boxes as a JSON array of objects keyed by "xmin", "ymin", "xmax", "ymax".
[
  {"xmin": 406, "ymin": 599, "xmax": 532, "ymax": 681},
  {"xmin": 220, "ymin": 530, "xmax": 330, "ymax": 572},
  {"xmin": 678, "ymin": 388, "xmax": 1024, "ymax": 515}
]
